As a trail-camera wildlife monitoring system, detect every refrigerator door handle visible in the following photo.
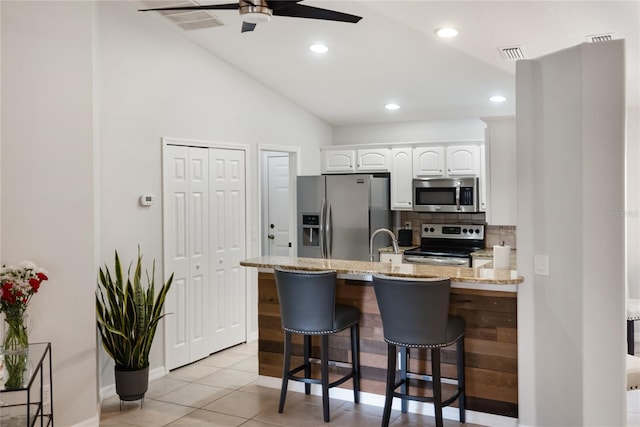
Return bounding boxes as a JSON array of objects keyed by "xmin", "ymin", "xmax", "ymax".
[
  {"xmin": 320, "ymin": 198, "xmax": 327, "ymax": 258},
  {"xmin": 327, "ymin": 204, "xmax": 333, "ymax": 258}
]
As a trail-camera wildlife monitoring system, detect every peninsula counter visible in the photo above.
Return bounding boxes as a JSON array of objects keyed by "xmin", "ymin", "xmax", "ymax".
[{"xmin": 240, "ymin": 256, "xmax": 522, "ymax": 419}]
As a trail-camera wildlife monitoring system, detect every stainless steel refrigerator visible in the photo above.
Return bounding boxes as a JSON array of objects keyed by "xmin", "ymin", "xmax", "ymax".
[{"xmin": 297, "ymin": 174, "xmax": 391, "ymax": 261}]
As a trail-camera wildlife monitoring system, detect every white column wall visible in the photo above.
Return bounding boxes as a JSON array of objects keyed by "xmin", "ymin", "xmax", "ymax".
[
  {"xmin": 1, "ymin": 2, "xmax": 98, "ymax": 426},
  {"xmin": 516, "ymin": 41, "xmax": 626, "ymax": 426}
]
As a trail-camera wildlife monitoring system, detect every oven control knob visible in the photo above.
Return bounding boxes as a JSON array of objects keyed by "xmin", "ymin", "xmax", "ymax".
[
  {"xmin": 430, "ymin": 227, "xmax": 435, "ymax": 232},
  {"xmin": 474, "ymin": 229, "xmax": 480, "ymax": 233},
  {"xmin": 462, "ymin": 228, "xmax": 468, "ymax": 233}
]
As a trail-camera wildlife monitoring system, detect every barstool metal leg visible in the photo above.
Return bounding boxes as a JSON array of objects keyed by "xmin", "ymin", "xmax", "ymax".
[
  {"xmin": 304, "ymin": 335, "xmax": 312, "ymax": 395},
  {"xmin": 400, "ymin": 346, "xmax": 408, "ymax": 413},
  {"xmin": 382, "ymin": 343, "xmax": 396, "ymax": 427},
  {"xmin": 351, "ymin": 324, "xmax": 360, "ymax": 403},
  {"xmin": 321, "ymin": 335, "xmax": 330, "ymax": 422},
  {"xmin": 432, "ymin": 348, "xmax": 443, "ymax": 427},
  {"xmin": 279, "ymin": 332, "xmax": 292, "ymax": 414},
  {"xmin": 457, "ymin": 337, "xmax": 466, "ymax": 423}
]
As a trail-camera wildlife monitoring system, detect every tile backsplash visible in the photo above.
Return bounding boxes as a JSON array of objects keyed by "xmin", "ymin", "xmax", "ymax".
[
  {"xmin": 484, "ymin": 225, "xmax": 517, "ymax": 249},
  {"xmin": 398, "ymin": 211, "xmax": 516, "ymax": 249}
]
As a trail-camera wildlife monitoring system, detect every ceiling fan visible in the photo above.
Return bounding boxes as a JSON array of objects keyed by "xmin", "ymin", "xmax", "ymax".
[{"xmin": 139, "ymin": 0, "xmax": 363, "ymax": 33}]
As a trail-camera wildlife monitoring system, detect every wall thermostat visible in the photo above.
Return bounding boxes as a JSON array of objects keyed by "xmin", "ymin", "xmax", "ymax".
[{"xmin": 139, "ymin": 194, "xmax": 155, "ymax": 207}]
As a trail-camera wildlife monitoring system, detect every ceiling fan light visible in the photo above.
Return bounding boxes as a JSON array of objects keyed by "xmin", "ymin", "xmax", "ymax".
[{"xmin": 243, "ymin": 11, "xmax": 271, "ymax": 24}]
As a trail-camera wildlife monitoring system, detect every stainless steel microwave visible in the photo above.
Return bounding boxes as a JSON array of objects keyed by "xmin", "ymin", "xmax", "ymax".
[{"xmin": 412, "ymin": 177, "xmax": 479, "ymax": 212}]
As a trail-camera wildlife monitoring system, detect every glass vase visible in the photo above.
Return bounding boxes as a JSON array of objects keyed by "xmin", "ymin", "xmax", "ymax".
[{"xmin": 2, "ymin": 311, "xmax": 29, "ymax": 389}]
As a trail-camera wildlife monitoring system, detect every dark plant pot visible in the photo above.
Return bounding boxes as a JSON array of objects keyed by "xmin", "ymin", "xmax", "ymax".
[{"xmin": 114, "ymin": 365, "xmax": 149, "ymax": 401}]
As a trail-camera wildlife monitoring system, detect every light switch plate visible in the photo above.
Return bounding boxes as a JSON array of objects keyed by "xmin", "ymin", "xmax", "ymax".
[{"xmin": 534, "ymin": 254, "xmax": 550, "ymax": 276}]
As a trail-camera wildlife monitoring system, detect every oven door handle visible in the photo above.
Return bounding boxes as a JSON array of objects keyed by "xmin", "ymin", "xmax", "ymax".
[{"xmin": 403, "ymin": 255, "xmax": 469, "ymax": 266}]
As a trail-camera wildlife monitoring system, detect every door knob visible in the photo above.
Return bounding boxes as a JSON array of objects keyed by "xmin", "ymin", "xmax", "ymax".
[{"xmin": 268, "ymin": 234, "xmax": 275, "ymax": 240}]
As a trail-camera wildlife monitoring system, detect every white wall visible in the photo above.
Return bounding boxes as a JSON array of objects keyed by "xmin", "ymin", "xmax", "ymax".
[
  {"xmin": 628, "ymin": 106, "xmax": 640, "ymax": 301},
  {"xmin": 333, "ymin": 117, "xmax": 485, "ymax": 145},
  {"xmin": 516, "ymin": 41, "xmax": 626, "ymax": 426},
  {"xmin": 1, "ymin": 2, "xmax": 98, "ymax": 425},
  {"xmin": 1, "ymin": 1, "xmax": 332, "ymax": 425}
]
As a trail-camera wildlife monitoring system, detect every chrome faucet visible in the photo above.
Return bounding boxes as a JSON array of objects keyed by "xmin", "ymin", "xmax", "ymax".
[{"xmin": 369, "ymin": 228, "xmax": 399, "ymax": 262}]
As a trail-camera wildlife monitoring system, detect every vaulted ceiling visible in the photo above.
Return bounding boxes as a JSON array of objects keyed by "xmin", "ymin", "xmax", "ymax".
[{"xmin": 137, "ymin": 0, "xmax": 640, "ymax": 126}]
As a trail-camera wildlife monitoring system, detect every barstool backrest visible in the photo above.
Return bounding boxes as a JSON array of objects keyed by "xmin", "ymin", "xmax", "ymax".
[
  {"xmin": 373, "ymin": 275, "xmax": 451, "ymax": 347},
  {"xmin": 274, "ymin": 267, "xmax": 337, "ymax": 334}
]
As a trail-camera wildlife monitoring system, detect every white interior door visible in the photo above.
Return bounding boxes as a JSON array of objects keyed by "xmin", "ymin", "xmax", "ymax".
[
  {"xmin": 163, "ymin": 145, "xmax": 210, "ymax": 369},
  {"xmin": 267, "ymin": 155, "xmax": 290, "ymax": 256},
  {"xmin": 209, "ymin": 148, "xmax": 247, "ymax": 352}
]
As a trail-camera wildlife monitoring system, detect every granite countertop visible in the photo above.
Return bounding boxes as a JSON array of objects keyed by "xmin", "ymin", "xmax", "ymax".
[{"xmin": 240, "ymin": 256, "xmax": 523, "ymax": 285}]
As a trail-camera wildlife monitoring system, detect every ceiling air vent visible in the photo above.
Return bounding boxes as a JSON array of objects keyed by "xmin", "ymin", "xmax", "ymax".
[
  {"xmin": 141, "ymin": 1, "xmax": 224, "ymax": 30},
  {"xmin": 586, "ymin": 33, "xmax": 614, "ymax": 43},
  {"xmin": 498, "ymin": 45, "xmax": 526, "ymax": 61}
]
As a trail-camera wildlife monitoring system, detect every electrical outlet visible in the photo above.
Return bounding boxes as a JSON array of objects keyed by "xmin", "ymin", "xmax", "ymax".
[
  {"xmin": 43, "ymin": 383, "xmax": 51, "ymax": 406},
  {"xmin": 404, "ymin": 222, "xmax": 412, "ymax": 229}
]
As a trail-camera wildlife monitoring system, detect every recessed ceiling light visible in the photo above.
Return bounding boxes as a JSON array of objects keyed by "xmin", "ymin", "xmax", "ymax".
[
  {"xmin": 385, "ymin": 103, "xmax": 400, "ymax": 110},
  {"xmin": 436, "ymin": 27, "xmax": 458, "ymax": 38},
  {"xmin": 309, "ymin": 44, "xmax": 328, "ymax": 53},
  {"xmin": 489, "ymin": 95, "xmax": 507, "ymax": 103}
]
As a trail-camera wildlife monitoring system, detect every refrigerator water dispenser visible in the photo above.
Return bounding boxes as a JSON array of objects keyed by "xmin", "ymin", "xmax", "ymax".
[{"xmin": 301, "ymin": 214, "xmax": 320, "ymax": 247}]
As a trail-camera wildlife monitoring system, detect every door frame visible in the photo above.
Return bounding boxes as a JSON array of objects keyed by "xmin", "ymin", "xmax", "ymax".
[
  {"xmin": 258, "ymin": 145, "xmax": 301, "ymax": 258},
  {"xmin": 161, "ymin": 137, "xmax": 250, "ymax": 368}
]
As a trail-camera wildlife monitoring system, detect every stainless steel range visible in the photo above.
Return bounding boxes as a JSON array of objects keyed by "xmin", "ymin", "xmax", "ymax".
[{"xmin": 402, "ymin": 223, "xmax": 485, "ymax": 267}]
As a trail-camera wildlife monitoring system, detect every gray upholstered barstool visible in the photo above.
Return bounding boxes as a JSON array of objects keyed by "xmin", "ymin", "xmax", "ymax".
[
  {"xmin": 274, "ymin": 267, "xmax": 361, "ymax": 422},
  {"xmin": 372, "ymin": 274, "xmax": 465, "ymax": 427}
]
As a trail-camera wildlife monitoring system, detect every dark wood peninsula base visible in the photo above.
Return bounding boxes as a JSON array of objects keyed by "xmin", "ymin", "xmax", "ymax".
[{"xmin": 257, "ymin": 271, "xmax": 518, "ymax": 418}]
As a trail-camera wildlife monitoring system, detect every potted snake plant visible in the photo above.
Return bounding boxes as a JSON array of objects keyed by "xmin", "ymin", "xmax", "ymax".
[{"xmin": 96, "ymin": 248, "xmax": 173, "ymax": 401}]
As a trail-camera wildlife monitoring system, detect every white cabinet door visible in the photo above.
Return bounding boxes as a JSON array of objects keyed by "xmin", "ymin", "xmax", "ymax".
[
  {"xmin": 390, "ymin": 147, "xmax": 413, "ymax": 210},
  {"xmin": 413, "ymin": 146, "xmax": 445, "ymax": 177},
  {"xmin": 356, "ymin": 148, "xmax": 390, "ymax": 172},
  {"xmin": 322, "ymin": 149, "xmax": 355, "ymax": 173},
  {"xmin": 446, "ymin": 145, "xmax": 480, "ymax": 176},
  {"xmin": 480, "ymin": 143, "xmax": 487, "ymax": 212}
]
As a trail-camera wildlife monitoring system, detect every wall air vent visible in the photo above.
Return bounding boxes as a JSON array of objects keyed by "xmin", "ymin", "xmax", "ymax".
[
  {"xmin": 141, "ymin": 1, "xmax": 224, "ymax": 30},
  {"xmin": 498, "ymin": 45, "xmax": 526, "ymax": 61},
  {"xmin": 586, "ymin": 33, "xmax": 614, "ymax": 43}
]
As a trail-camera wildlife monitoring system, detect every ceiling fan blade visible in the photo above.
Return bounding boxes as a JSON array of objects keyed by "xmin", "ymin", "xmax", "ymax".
[
  {"xmin": 138, "ymin": 3, "xmax": 240, "ymax": 12},
  {"xmin": 241, "ymin": 21, "xmax": 257, "ymax": 32},
  {"xmin": 270, "ymin": 3, "xmax": 361, "ymax": 23}
]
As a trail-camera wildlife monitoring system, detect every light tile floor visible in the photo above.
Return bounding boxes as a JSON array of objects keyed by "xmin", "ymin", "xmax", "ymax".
[{"xmin": 100, "ymin": 341, "xmax": 640, "ymax": 427}]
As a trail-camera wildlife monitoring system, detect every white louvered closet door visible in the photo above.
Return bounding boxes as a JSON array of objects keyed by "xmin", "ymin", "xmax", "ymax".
[{"xmin": 164, "ymin": 145, "xmax": 210, "ymax": 369}]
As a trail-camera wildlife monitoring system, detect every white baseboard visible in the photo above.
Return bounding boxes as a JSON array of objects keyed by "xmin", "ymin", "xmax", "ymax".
[{"xmin": 256, "ymin": 375, "xmax": 518, "ymax": 427}]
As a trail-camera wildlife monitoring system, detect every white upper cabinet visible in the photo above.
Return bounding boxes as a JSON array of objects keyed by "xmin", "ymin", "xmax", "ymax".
[
  {"xmin": 413, "ymin": 145, "xmax": 480, "ymax": 177},
  {"xmin": 322, "ymin": 149, "xmax": 356, "ymax": 173},
  {"xmin": 322, "ymin": 148, "xmax": 390, "ymax": 173},
  {"xmin": 481, "ymin": 116, "xmax": 516, "ymax": 225},
  {"xmin": 446, "ymin": 145, "xmax": 481, "ymax": 176},
  {"xmin": 356, "ymin": 148, "xmax": 390, "ymax": 172},
  {"xmin": 390, "ymin": 147, "xmax": 413, "ymax": 210},
  {"xmin": 413, "ymin": 146, "xmax": 445, "ymax": 177}
]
